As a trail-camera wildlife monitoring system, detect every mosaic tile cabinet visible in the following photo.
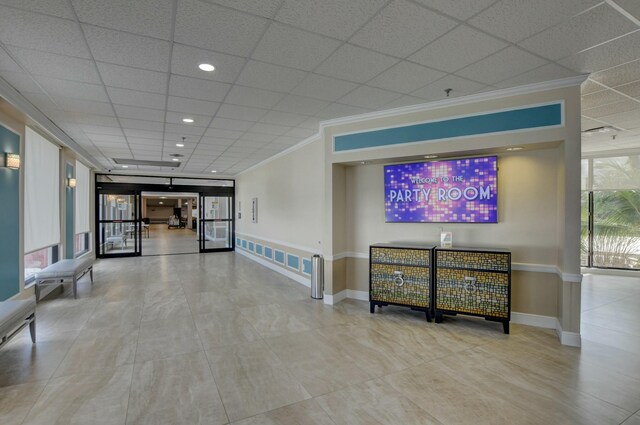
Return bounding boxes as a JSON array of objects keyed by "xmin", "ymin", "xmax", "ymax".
[
  {"xmin": 435, "ymin": 247, "xmax": 511, "ymax": 334},
  {"xmin": 369, "ymin": 243, "xmax": 435, "ymax": 322},
  {"xmin": 369, "ymin": 245, "xmax": 511, "ymax": 334}
]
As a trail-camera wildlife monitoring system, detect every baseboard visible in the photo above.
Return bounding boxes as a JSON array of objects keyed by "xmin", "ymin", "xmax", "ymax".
[
  {"xmin": 555, "ymin": 320, "xmax": 582, "ymax": 347},
  {"xmin": 324, "ymin": 290, "xmax": 346, "ymax": 305},
  {"xmin": 236, "ymin": 249, "xmax": 311, "ymax": 288},
  {"xmin": 510, "ymin": 312, "xmax": 557, "ymax": 329},
  {"xmin": 346, "ymin": 289, "xmax": 368, "ymax": 301}
]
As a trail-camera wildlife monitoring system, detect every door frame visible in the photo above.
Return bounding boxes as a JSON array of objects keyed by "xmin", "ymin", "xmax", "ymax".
[
  {"xmin": 199, "ymin": 194, "xmax": 235, "ymax": 253},
  {"xmin": 95, "ymin": 174, "xmax": 235, "ymax": 258},
  {"xmin": 95, "ymin": 190, "xmax": 142, "ymax": 258}
]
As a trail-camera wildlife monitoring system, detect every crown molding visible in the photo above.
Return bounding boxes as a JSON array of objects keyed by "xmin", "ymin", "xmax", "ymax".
[{"xmin": 234, "ymin": 134, "xmax": 320, "ymax": 177}]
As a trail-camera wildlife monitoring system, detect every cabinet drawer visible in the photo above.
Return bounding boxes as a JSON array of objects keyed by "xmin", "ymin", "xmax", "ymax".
[
  {"xmin": 370, "ymin": 263, "xmax": 430, "ymax": 308},
  {"xmin": 370, "ymin": 247, "xmax": 431, "ymax": 267},
  {"xmin": 436, "ymin": 268, "xmax": 509, "ymax": 318},
  {"xmin": 436, "ymin": 250, "xmax": 509, "ymax": 272}
]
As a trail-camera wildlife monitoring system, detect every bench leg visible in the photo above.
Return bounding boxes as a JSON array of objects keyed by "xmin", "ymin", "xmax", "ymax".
[
  {"xmin": 73, "ymin": 275, "xmax": 78, "ymax": 299},
  {"xmin": 89, "ymin": 267, "xmax": 94, "ymax": 284},
  {"xmin": 34, "ymin": 281, "xmax": 41, "ymax": 303},
  {"xmin": 29, "ymin": 315, "xmax": 36, "ymax": 343}
]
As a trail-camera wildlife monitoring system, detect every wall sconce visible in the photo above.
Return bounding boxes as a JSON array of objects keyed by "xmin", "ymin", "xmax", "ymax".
[
  {"xmin": 67, "ymin": 177, "xmax": 77, "ymax": 188},
  {"xmin": 2, "ymin": 152, "xmax": 20, "ymax": 169}
]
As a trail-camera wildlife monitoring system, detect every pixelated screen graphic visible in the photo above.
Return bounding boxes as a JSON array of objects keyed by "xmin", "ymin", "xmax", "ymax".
[{"xmin": 384, "ymin": 156, "xmax": 497, "ymax": 223}]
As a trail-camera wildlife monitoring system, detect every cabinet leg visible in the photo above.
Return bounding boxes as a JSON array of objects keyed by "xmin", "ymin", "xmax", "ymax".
[
  {"xmin": 425, "ymin": 310, "xmax": 432, "ymax": 322},
  {"xmin": 435, "ymin": 313, "xmax": 443, "ymax": 323},
  {"xmin": 370, "ymin": 302, "xmax": 375, "ymax": 314},
  {"xmin": 503, "ymin": 321, "xmax": 510, "ymax": 334}
]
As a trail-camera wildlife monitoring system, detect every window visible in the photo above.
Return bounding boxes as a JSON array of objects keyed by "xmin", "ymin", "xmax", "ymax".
[
  {"xmin": 24, "ymin": 127, "xmax": 61, "ymax": 282},
  {"xmin": 582, "ymin": 155, "xmax": 640, "ymax": 270},
  {"xmin": 24, "ymin": 245, "xmax": 59, "ymax": 284},
  {"xmin": 74, "ymin": 232, "xmax": 90, "ymax": 257}
]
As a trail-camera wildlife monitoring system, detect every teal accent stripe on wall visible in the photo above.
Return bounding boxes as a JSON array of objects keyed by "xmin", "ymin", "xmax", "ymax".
[
  {"xmin": 287, "ymin": 253, "xmax": 299, "ymax": 270},
  {"xmin": 0, "ymin": 124, "xmax": 20, "ymax": 300},
  {"xmin": 334, "ymin": 103, "xmax": 562, "ymax": 152},
  {"xmin": 302, "ymin": 258, "xmax": 312, "ymax": 275},
  {"xmin": 274, "ymin": 250, "xmax": 285, "ymax": 265},
  {"xmin": 65, "ymin": 163, "xmax": 75, "ymax": 259}
]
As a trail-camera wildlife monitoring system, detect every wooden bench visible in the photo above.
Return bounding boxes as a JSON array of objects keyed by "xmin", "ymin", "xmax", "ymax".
[
  {"xmin": 0, "ymin": 300, "xmax": 36, "ymax": 349},
  {"xmin": 34, "ymin": 257, "xmax": 95, "ymax": 301}
]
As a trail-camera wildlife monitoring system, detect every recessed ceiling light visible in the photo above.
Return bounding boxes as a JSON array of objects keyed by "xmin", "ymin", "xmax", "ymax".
[
  {"xmin": 122, "ymin": 165, "xmax": 129, "ymax": 168},
  {"xmin": 198, "ymin": 63, "xmax": 215, "ymax": 72},
  {"xmin": 424, "ymin": 155, "xmax": 438, "ymax": 159},
  {"xmin": 182, "ymin": 118, "xmax": 194, "ymax": 123},
  {"xmin": 159, "ymin": 201, "xmax": 163, "ymax": 205},
  {"xmin": 506, "ymin": 147, "xmax": 523, "ymax": 151},
  {"xmin": 161, "ymin": 196, "xmax": 167, "ymax": 199},
  {"xmin": 211, "ymin": 170, "xmax": 217, "ymax": 173},
  {"xmin": 172, "ymin": 158, "xmax": 180, "ymax": 162},
  {"xmin": 176, "ymin": 143, "xmax": 184, "ymax": 147}
]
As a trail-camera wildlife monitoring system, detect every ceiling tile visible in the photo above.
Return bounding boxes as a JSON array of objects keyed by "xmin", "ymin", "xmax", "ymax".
[
  {"xmin": 292, "ymin": 74, "xmax": 358, "ymax": 102},
  {"xmin": 65, "ymin": 112, "xmax": 118, "ymax": 126},
  {"xmin": 72, "ymin": 0, "xmax": 173, "ymax": 40},
  {"xmin": 315, "ymin": 44, "xmax": 398, "ymax": 84},
  {"xmin": 259, "ymin": 110, "xmax": 309, "ymax": 127},
  {"xmin": 411, "ymin": 75, "xmax": 486, "ymax": 100},
  {"xmin": 114, "ymin": 104, "xmax": 165, "ymax": 122},
  {"xmin": 0, "ymin": 47, "xmax": 22, "ymax": 73},
  {"xmin": 368, "ymin": 61, "xmax": 445, "ymax": 94},
  {"xmin": 251, "ymin": 23, "xmax": 341, "ymax": 71},
  {"xmin": 298, "ymin": 117, "xmax": 321, "ymax": 130},
  {"xmin": 168, "ymin": 75, "xmax": 231, "ymax": 102},
  {"xmin": 589, "ymin": 59, "xmax": 640, "ymax": 88},
  {"xmin": 337, "ymin": 85, "xmax": 401, "ymax": 109},
  {"xmin": 1, "ymin": 72, "xmax": 45, "ymax": 94},
  {"xmin": 283, "ymin": 127, "xmax": 317, "ymax": 139},
  {"xmin": 381, "ymin": 95, "xmax": 426, "ymax": 110},
  {"xmin": 120, "ymin": 119, "xmax": 164, "ymax": 132},
  {"xmin": 581, "ymin": 116, "xmax": 607, "ymax": 131},
  {"xmin": 216, "ymin": 104, "xmax": 267, "ymax": 122},
  {"xmin": 210, "ymin": 117, "xmax": 254, "ymax": 132},
  {"xmin": 202, "ymin": 0, "xmax": 281, "ymax": 18},
  {"xmin": 469, "ymin": 0, "xmax": 601, "ymax": 43},
  {"xmin": 171, "ymin": 44, "xmax": 246, "ymax": 84},
  {"xmin": 97, "ymin": 62, "xmax": 168, "ymax": 94},
  {"xmin": 224, "ymin": 85, "xmax": 285, "ymax": 109},
  {"xmin": 165, "ymin": 123, "xmax": 206, "ymax": 136},
  {"xmin": 456, "ymin": 46, "xmax": 547, "ymax": 85},
  {"xmin": 123, "ymin": 129, "xmax": 163, "ymax": 139},
  {"xmin": 609, "ymin": 0, "xmax": 640, "ymax": 20},
  {"xmin": 582, "ymin": 99, "xmax": 639, "ymax": 118},
  {"xmin": 518, "ymin": 4, "xmax": 637, "ymax": 61},
  {"xmin": 494, "ymin": 63, "xmax": 578, "ymax": 88},
  {"xmin": 35, "ymin": 76, "xmax": 108, "ymax": 101},
  {"xmin": 175, "ymin": 0, "xmax": 268, "ymax": 56},
  {"xmin": 107, "ymin": 88, "xmax": 166, "ymax": 110},
  {"xmin": 414, "ymin": 0, "xmax": 496, "ymax": 20},
  {"xmin": 127, "ymin": 137, "xmax": 162, "ymax": 146},
  {"xmin": 316, "ymin": 102, "xmax": 373, "ymax": 120},
  {"xmin": 0, "ymin": 7, "xmax": 90, "ymax": 58},
  {"xmin": 0, "ymin": 0, "xmax": 75, "ymax": 19},
  {"xmin": 239, "ymin": 132, "xmax": 277, "ymax": 143},
  {"xmin": 54, "ymin": 97, "xmax": 114, "ymax": 116},
  {"xmin": 86, "ymin": 133, "xmax": 127, "ymax": 143},
  {"xmin": 581, "ymin": 89, "xmax": 629, "ymax": 109},
  {"xmin": 581, "ymin": 79, "xmax": 606, "ymax": 95},
  {"xmin": 272, "ymin": 94, "xmax": 330, "ymax": 115},
  {"xmin": 166, "ymin": 111, "xmax": 211, "ymax": 127},
  {"xmin": 203, "ymin": 128, "xmax": 244, "ymax": 139},
  {"xmin": 350, "ymin": 0, "xmax": 457, "ymax": 58},
  {"xmin": 7, "ymin": 46, "xmax": 100, "ymax": 84},
  {"xmin": 616, "ymin": 80, "xmax": 640, "ymax": 98},
  {"xmin": 83, "ymin": 24, "xmax": 171, "ymax": 72},
  {"xmin": 167, "ymin": 96, "xmax": 220, "ymax": 115},
  {"xmin": 79, "ymin": 125, "xmax": 123, "ymax": 136},
  {"xmin": 410, "ymin": 25, "xmax": 507, "ymax": 73},
  {"xmin": 275, "ymin": 0, "xmax": 388, "ymax": 40},
  {"xmin": 249, "ymin": 122, "xmax": 291, "ymax": 136},
  {"xmin": 560, "ymin": 31, "xmax": 640, "ymax": 73},
  {"xmin": 236, "ymin": 60, "xmax": 308, "ymax": 93}
]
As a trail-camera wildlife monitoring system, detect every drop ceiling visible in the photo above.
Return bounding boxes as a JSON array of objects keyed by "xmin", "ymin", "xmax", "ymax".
[{"xmin": 0, "ymin": 0, "xmax": 639, "ymax": 176}]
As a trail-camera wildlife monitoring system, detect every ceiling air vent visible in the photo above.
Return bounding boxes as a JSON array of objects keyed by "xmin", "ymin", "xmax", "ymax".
[{"xmin": 112, "ymin": 158, "xmax": 181, "ymax": 167}]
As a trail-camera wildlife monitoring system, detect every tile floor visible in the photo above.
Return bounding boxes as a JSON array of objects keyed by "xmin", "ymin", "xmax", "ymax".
[{"xmin": 1, "ymin": 254, "xmax": 640, "ymax": 424}]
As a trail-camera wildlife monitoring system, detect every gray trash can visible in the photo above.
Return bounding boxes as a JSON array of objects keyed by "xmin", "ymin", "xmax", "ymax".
[{"xmin": 310, "ymin": 254, "xmax": 324, "ymax": 299}]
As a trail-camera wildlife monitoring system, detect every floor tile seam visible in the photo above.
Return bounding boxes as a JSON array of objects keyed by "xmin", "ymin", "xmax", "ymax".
[
  {"xmin": 581, "ymin": 295, "xmax": 639, "ymax": 312},
  {"xmin": 123, "ymin": 284, "xmax": 147, "ymax": 425},
  {"xmin": 581, "ymin": 321, "xmax": 640, "ymax": 340},
  {"xmin": 16, "ymin": 380, "xmax": 50, "ymax": 425},
  {"xmin": 182, "ymin": 281, "xmax": 231, "ymax": 425}
]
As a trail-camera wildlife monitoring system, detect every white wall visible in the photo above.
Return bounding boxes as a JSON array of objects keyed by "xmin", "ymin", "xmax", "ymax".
[{"xmin": 235, "ymin": 137, "xmax": 324, "ymax": 252}]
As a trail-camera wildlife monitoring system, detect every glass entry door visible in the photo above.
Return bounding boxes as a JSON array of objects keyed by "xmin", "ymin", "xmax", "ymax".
[
  {"xmin": 97, "ymin": 192, "xmax": 142, "ymax": 257},
  {"xmin": 199, "ymin": 195, "xmax": 233, "ymax": 252}
]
